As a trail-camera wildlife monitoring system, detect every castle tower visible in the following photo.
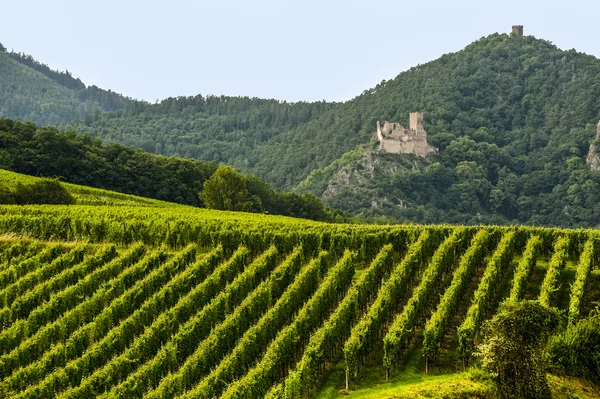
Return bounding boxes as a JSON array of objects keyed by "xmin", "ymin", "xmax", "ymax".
[
  {"xmin": 409, "ymin": 112, "xmax": 424, "ymax": 134},
  {"xmin": 512, "ymin": 25, "xmax": 523, "ymax": 37}
]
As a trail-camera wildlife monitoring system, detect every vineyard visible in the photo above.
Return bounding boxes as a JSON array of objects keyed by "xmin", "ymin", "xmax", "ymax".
[{"xmin": 0, "ymin": 190, "xmax": 599, "ymax": 397}]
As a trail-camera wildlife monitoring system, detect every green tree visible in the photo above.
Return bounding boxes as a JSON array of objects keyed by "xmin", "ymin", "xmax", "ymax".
[
  {"xmin": 201, "ymin": 166, "xmax": 252, "ymax": 211},
  {"xmin": 477, "ymin": 301, "xmax": 559, "ymax": 399}
]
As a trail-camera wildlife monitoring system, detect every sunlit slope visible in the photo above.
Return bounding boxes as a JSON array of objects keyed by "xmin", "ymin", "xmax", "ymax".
[
  {"xmin": 0, "ymin": 169, "xmax": 175, "ymax": 207},
  {"xmin": 0, "ymin": 200, "xmax": 597, "ymax": 398}
]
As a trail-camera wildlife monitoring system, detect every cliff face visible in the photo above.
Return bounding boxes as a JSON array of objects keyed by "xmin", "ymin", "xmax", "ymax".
[
  {"xmin": 586, "ymin": 122, "xmax": 600, "ymax": 171},
  {"xmin": 316, "ymin": 148, "xmax": 430, "ymax": 216}
]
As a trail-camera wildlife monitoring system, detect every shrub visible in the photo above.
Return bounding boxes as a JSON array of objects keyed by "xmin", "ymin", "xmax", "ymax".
[
  {"xmin": 477, "ymin": 300, "xmax": 559, "ymax": 399},
  {"xmin": 546, "ymin": 307, "xmax": 600, "ymax": 384},
  {"xmin": 12, "ymin": 179, "xmax": 75, "ymax": 205}
]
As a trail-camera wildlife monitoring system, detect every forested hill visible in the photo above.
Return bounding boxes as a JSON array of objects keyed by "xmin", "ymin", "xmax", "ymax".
[
  {"xmin": 68, "ymin": 32, "xmax": 600, "ymax": 227},
  {"xmin": 72, "ymin": 96, "xmax": 337, "ymax": 161},
  {"xmin": 69, "ymin": 33, "xmax": 600, "ymax": 186},
  {"xmin": 0, "ymin": 42, "xmax": 131, "ymax": 125},
  {"xmin": 5, "ymin": 32, "xmax": 600, "ymax": 227}
]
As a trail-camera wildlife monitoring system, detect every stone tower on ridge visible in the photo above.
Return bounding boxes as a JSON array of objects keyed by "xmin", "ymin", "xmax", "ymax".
[{"xmin": 512, "ymin": 25, "xmax": 524, "ymax": 37}]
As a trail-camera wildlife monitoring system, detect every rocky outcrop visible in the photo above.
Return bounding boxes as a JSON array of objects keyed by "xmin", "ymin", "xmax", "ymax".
[
  {"xmin": 586, "ymin": 122, "xmax": 600, "ymax": 171},
  {"xmin": 321, "ymin": 149, "xmax": 428, "ymax": 214}
]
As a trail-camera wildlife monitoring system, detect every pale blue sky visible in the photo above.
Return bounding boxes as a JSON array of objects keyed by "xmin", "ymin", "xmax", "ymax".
[{"xmin": 1, "ymin": 0, "xmax": 598, "ymax": 102}]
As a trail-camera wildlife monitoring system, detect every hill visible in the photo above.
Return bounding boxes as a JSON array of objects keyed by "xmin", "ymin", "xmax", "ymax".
[
  {"xmin": 0, "ymin": 195, "xmax": 598, "ymax": 398},
  {"xmin": 66, "ymin": 32, "xmax": 600, "ymax": 227},
  {"xmin": 0, "ymin": 169, "xmax": 173, "ymax": 207},
  {"xmin": 0, "ymin": 117, "xmax": 339, "ymax": 221},
  {"xmin": 0, "ymin": 43, "xmax": 130, "ymax": 125},
  {"xmin": 5, "ymin": 30, "xmax": 600, "ymax": 227}
]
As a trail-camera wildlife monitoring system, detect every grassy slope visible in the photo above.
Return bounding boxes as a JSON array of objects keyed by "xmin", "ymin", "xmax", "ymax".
[
  {"xmin": 0, "ymin": 169, "xmax": 174, "ymax": 207},
  {"xmin": 315, "ymin": 365, "xmax": 600, "ymax": 399},
  {"xmin": 0, "ymin": 169, "xmax": 331, "ymax": 230}
]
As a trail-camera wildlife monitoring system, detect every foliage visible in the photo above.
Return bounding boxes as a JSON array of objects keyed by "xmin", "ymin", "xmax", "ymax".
[
  {"xmin": 0, "ymin": 50, "xmax": 130, "ymax": 125},
  {"xmin": 106, "ymin": 246, "xmax": 299, "ymax": 398},
  {"xmin": 477, "ymin": 300, "xmax": 559, "ymax": 399},
  {"xmin": 547, "ymin": 307, "xmax": 600, "ymax": 384},
  {"xmin": 7, "ymin": 34, "xmax": 600, "ymax": 226},
  {"xmin": 0, "ymin": 177, "xmax": 75, "ymax": 205},
  {"xmin": 568, "ymin": 237, "xmax": 596, "ymax": 325},
  {"xmin": 6, "ymin": 34, "xmax": 600, "ymax": 225},
  {"xmin": 384, "ymin": 228, "xmax": 470, "ymax": 374},
  {"xmin": 0, "ymin": 118, "xmax": 338, "ymax": 221},
  {"xmin": 0, "ymin": 202, "xmax": 597, "ymax": 398},
  {"xmin": 52, "ymin": 33, "xmax": 600, "ymax": 228},
  {"xmin": 539, "ymin": 236, "xmax": 570, "ymax": 307},
  {"xmin": 508, "ymin": 235, "xmax": 542, "ymax": 302},
  {"xmin": 282, "ymin": 245, "xmax": 394, "ymax": 397},
  {"xmin": 201, "ymin": 165, "xmax": 252, "ymax": 211},
  {"xmin": 343, "ymin": 229, "xmax": 441, "ymax": 387},
  {"xmin": 457, "ymin": 231, "xmax": 517, "ymax": 364},
  {"xmin": 423, "ymin": 230, "xmax": 491, "ymax": 365}
]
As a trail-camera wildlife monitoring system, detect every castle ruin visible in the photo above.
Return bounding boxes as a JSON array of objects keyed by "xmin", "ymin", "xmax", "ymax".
[
  {"xmin": 512, "ymin": 25, "xmax": 524, "ymax": 37},
  {"xmin": 376, "ymin": 112, "xmax": 437, "ymax": 157}
]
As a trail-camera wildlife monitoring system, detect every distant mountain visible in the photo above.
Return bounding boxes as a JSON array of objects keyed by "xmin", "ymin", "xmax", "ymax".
[
  {"xmin": 0, "ymin": 43, "xmax": 131, "ymax": 125},
  {"xmin": 4, "ymin": 31, "xmax": 600, "ymax": 227}
]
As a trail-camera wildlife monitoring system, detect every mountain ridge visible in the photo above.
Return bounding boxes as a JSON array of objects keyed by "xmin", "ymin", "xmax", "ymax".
[{"xmin": 4, "ymin": 30, "xmax": 600, "ymax": 226}]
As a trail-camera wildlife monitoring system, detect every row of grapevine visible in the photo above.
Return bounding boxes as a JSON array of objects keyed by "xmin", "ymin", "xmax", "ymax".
[
  {"xmin": 0, "ymin": 245, "xmax": 117, "ymax": 324},
  {"xmin": 281, "ymin": 244, "xmax": 394, "ymax": 398},
  {"xmin": 0, "ymin": 206, "xmax": 455, "ymax": 259},
  {"xmin": 0, "ymin": 244, "xmax": 148, "ymax": 365},
  {"xmin": 0, "ymin": 240, "xmax": 45, "ymax": 270},
  {"xmin": 539, "ymin": 236, "xmax": 570, "ymax": 307},
  {"xmin": 3, "ymin": 246, "xmax": 223, "ymax": 394},
  {"xmin": 457, "ymin": 231, "xmax": 517, "ymax": 364},
  {"xmin": 568, "ymin": 237, "xmax": 596, "ymax": 326},
  {"xmin": 217, "ymin": 251, "xmax": 358, "ymax": 399},
  {"xmin": 14, "ymin": 245, "xmax": 244, "ymax": 399},
  {"xmin": 0, "ymin": 245, "xmax": 88, "ymax": 308},
  {"xmin": 2, "ymin": 249, "xmax": 168, "ymax": 393},
  {"xmin": 61, "ymin": 246, "xmax": 278, "ymax": 398},
  {"xmin": 422, "ymin": 229, "xmax": 491, "ymax": 365},
  {"xmin": 383, "ymin": 228, "xmax": 469, "ymax": 375},
  {"xmin": 508, "ymin": 235, "xmax": 542, "ymax": 302},
  {"xmin": 152, "ymin": 251, "xmax": 330, "ymax": 399},
  {"xmin": 105, "ymin": 246, "xmax": 305, "ymax": 398},
  {"xmin": 0, "ymin": 244, "xmax": 65, "ymax": 288},
  {"xmin": 343, "ymin": 229, "xmax": 439, "ymax": 385}
]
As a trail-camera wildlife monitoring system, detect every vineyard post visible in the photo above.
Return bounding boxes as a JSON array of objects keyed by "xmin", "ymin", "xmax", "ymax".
[{"xmin": 345, "ymin": 368, "xmax": 349, "ymax": 390}]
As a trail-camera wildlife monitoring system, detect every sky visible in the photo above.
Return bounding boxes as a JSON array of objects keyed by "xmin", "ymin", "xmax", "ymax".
[{"xmin": 1, "ymin": 0, "xmax": 599, "ymax": 103}]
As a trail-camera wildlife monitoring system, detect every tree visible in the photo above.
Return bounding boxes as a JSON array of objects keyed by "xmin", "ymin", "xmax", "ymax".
[
  {"xmin": 201, "ymin": 166, "xmax": 252, "ymax": 211},
  {"xmin": 477, "ymin": 301, "xmax": 559, "ymax": 399}
]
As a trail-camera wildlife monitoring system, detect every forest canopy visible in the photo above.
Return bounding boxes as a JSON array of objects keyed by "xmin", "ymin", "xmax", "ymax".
[{"xmin": 0, "ymin": 118, "xmax": 340, "ymax": 222}]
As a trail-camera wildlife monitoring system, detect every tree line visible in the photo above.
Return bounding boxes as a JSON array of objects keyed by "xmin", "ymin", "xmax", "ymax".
[{"xmin": 0, "ymin": 118, "xmax": 343, "ymax": 222}]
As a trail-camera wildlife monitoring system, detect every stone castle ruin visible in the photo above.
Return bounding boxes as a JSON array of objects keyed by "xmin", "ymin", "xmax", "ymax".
[{"xmin": 376, "ymin": 112, "xmax": 437, "ymax": 157}]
